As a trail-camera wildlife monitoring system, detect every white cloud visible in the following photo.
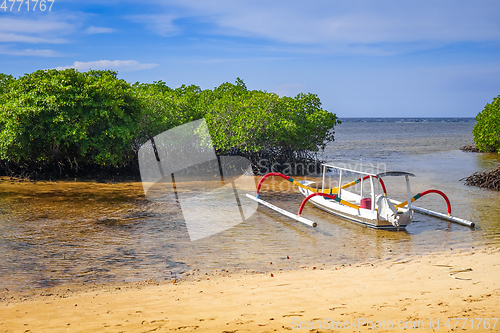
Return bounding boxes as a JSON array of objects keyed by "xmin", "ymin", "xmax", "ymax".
[
  {"xmin": 0, "ymin": 17, "xmax": 75, "ymax": 43},
  {"xmin": 144, "ymin": 0, "xmax": 500, "ymax": 54},
  {"xmin": 0, "ymin": 18, "xmax": 73, "ymax": 33},
  {"xmin": 127, "ymin": 15, "xmax": 180, "ymax": 37},
  {"xmin": 191, "ymin": 1, "xmax": 500, "ymax": 43},
  {"xmin": 0, "ymin": 33, "xmax": 67, "ymax": 44},
  {"xmin": 85, "ymin": 26, "xmax": 115, "ymax": 34},
  {"xmin": 197, "ymin": 56, "xmax": 285, "ymax": 64},
  {"xmin": 0, "ymin": 46, "xmax": 62, "ymax": 57},
  {"xmin": 55, "ymin": 60, "xmax": 159, "ymax": 72},
  {"xmin": 272, "ymin": 83, "xmax": 306, "ymax": 97}
]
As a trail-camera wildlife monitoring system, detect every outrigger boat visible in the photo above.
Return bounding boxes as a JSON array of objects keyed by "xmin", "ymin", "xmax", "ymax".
[{"xmin": 246, "ymin": 163, "xmax": 475, "ymax": 230}]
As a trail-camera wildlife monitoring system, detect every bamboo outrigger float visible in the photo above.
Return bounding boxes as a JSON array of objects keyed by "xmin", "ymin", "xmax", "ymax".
[{"xmin": 246, "ymin": 163, "xmax": 475, "ymax": 230}]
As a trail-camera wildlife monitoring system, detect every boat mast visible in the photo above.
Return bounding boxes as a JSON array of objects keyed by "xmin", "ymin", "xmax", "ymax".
[
  {"xmin": 338, "ymin": 169, "xmax": 343, "ymax": 199},
  {"xmin": 405, "ymin": 175, "xmax": 412, "ymax": 211},
  {"xmin": 322, "ymin": 164, "xmax": 326, "ymax": 193},
  {"xmin": 369, "ymin": 175, "xmax": 375, "ymax": 211}
]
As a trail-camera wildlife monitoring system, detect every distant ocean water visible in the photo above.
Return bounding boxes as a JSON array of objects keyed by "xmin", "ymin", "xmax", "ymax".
[
  {"xmin": 324, "ymin": 117, "xmax": 477, "ymax": 162},
  {"xmin": 339, "ymin": 117, "xmax": 475, "ymax": 122}
]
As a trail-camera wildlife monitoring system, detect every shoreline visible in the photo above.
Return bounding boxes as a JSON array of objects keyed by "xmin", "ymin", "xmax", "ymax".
[{"xmin": 1, "ymin": 246, "xmax": 499, "ymax": 332}]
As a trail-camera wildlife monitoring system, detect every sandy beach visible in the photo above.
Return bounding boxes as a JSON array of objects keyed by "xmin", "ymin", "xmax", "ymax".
[{"xmin": 1, "ymin": 246, "xmax": 499, "ymax": 333}]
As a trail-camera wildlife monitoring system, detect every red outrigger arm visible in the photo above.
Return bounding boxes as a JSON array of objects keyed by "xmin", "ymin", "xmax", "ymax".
[
  {"xmin": 360, "ymin": 175, "xmax": 387, "ymax": 197},
  {"xmin": 298, "ymin": 193, "xmax": 338, "ymax": 216},
  {"xmin": 256, "ymin": 172, "xmax": 290, "ymax": 198},
  {"xmin": 395, "ymin": 189, "xmax": 452, "ymax": 216}
]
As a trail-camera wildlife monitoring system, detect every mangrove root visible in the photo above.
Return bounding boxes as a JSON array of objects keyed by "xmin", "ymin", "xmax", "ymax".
[{"xmin": 465, "ymin": 165, "xmax": 500, "ymax": 191}]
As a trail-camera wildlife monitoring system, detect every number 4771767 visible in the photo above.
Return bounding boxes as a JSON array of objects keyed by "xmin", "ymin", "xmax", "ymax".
[
  {"xmin": 1, "ymin": 0, "xmax": 55, "ymax": 11},
  {"xmin": 444, "ymin": 318, "xmax": 498, "ymax": 330}
]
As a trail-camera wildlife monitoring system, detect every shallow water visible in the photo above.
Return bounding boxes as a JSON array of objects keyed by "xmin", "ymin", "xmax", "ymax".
[{"xmin": 1, "ymin": 118, "xmax": 499, "ymax": 291}]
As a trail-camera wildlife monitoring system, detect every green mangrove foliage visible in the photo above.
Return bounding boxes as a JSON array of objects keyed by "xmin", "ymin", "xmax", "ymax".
[
  {"xmin": 218, "ymin": 79, "xmax": 338, "ymax": 152},
  {"xmin": 0, "ymin": 70, "xmax": 339, "ymax": 178},
  {"xmin": 0, "ymin": 73, "xmax": 14, "ymax": 95},
  {"xmin": 0, "ymin": 69, "xmax": 141, "ymax": 168},
  {"xmin": 132, "ymin": 81, "xmax": 206, "ymax": 145},
  {"xmin": 473, "ymin": 95, "xmax": 500, "ymax": 153},
  {"xmin": 136, "ymin": 78, "xmax": 340, "ymax": 172}
]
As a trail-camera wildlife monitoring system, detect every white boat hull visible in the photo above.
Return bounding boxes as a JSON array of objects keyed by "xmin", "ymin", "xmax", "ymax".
[{"xmin": 298, "ymin": 184, "xmax": 412, "ymax": 230}]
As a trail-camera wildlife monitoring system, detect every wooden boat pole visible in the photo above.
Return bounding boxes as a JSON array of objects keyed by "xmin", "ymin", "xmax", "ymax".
[
  {"xmin": 246, "ymin": 194, "xmax": 317, "ymax": 227},
  {"xmin": 390, "ymin": 198, "xmax": 475, "ymax": 228},
  {"xmin": 405, "ymin": 175, "xmax": 412, "ymax": 211},
  {"xmin": 338, "ymin": 169, "xmax": 343, "ymax": 199},
  {"xmin": 412, "ymin": 205, "xmax": 475, "ymax": 228},
  {"xmin": 321, "ymin": 165, "xmax": 326, "ymax": 193},
  {"xmin": 369, "ymin": 175, "xmax": 375, "ymax": 211},
  {"xmin": 360, "ymin": 176, "xmax": 364, "ymax": 198}
]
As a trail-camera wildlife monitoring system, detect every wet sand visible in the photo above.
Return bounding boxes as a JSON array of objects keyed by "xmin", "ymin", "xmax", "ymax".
[{"xmin": 1, "ymin": 246, "xmax": 499, "ymax": 333}]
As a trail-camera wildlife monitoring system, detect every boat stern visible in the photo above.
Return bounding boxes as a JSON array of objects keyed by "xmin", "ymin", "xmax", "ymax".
[{"xmin": 376, "ymin": 195, "xmax": 413, "ymax": 229}]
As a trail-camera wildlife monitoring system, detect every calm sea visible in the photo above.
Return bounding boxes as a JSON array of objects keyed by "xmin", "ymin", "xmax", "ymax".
[{"xmin": 1, "ymin": 118, "xmax": 499, "ymax": 291}]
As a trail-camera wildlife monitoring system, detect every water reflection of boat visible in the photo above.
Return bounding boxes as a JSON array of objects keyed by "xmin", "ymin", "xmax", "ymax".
[{"xmin": 247, "ymin": 163, "xmax": 475, "ymax": 230}]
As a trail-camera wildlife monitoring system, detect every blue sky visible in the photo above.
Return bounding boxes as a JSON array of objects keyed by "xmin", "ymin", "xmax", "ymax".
[{"xmin": 1, "ymin": 0, "xmax": 500, "ymax": 117}]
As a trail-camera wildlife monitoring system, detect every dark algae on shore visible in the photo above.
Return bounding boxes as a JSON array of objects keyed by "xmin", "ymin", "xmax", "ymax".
[
  {"xmin": 460, "ymin": 144, "xmax": 500, "ymax": 191},
  {"xmin": 465, "ymin": 165, "xmax": 500, "ymax": 191}
]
